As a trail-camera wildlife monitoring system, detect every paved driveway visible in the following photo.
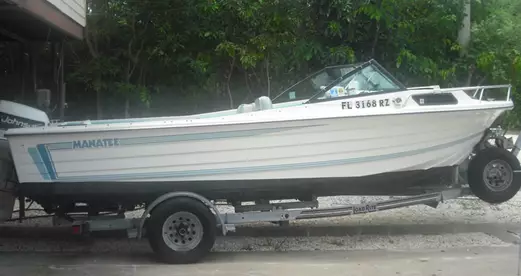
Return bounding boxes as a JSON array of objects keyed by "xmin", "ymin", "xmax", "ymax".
[{"xmin": 0, "ymin": 246, "xmax": 518, "ymax": 276}]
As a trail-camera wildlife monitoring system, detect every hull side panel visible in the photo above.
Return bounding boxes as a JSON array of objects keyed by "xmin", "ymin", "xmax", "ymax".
[
  {"xmin": 10, "ymin": 109, "xmax": 495, "ymax": 183},
  {"xmin": 18, "ymin": 166, "xmax": 455, "ymax": 204}
]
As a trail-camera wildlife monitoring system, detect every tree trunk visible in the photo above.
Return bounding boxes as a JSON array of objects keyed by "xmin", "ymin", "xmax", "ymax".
[
  {"xmin": 226, "ymin": 57, "xmax": 236, "ymax": 108},
  {"xmin": 466, "ymin": 64, "xmax": 475, "ymax": 86},
  {"xmin": 124, "ymin": 59, "xmax": 132, "ymax": 118},
  {"xmin": 124, "ymin": 97, "xmax": 130, "ymax": 118},
  {"xmin": 96, "ymin": 88, "xmax": 103, "ymax": 119},
  {"xmin": 457, "ymin": 0, "xmax": 471, "ymax": 56},
  {"xmin": 371, "ymin": 22, "xmax": 380, "ymax": 58},
  {"xmin": 244, "ymin": 69, "xmax": 253, "ymax": 100},
  {"xmin": 477, "ymin": 75, "xmax": 487, "ymax": 86},
  {"xmin": 265, "ymin": 54, "xmax": 271, "ymax": 97}
]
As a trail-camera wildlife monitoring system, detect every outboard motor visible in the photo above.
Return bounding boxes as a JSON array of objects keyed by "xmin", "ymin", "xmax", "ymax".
[{"xmin": 0, "ymin": 100, "xmax": 49, "ymax": 222}]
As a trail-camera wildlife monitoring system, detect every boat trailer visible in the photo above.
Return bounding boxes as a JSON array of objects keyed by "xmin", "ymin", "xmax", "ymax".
[
  {"xmin": 74, "ymin": 187, "xmax": 469, "ymax": 239},
  {"xmin": 3, "ymin": 127, "xmax": 521, "ymax": 264}
]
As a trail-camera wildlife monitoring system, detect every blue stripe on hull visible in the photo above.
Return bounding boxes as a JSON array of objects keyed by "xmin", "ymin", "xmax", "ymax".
[
  {"xmin": 28, "ymin": 125, "xmax": 321, "ymax": 180},
  {"xmin": 45, "ymin": 125, "xmax": 318, "ymax": 151},
  {"xmin": 36, "ymin": 145, "xmax": 57, "ymax": 180},
  {"xmin": 27, "ymin": 147, "xmax": 50, "ymax": 180}
]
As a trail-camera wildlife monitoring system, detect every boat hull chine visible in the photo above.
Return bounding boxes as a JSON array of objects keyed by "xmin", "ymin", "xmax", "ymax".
[{"xmin": 17, "ymin": 165, "xmax": 456, "ymax": 205}]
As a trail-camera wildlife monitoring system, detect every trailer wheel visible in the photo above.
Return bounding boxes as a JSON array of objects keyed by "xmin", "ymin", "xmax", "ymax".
[
  {"xmin": 146, "ymin": 197, "xmax": 217, "ymax": 264},
  {"xmin": 468, "ymin": 147, "xmax": 521, "ymax": 204}
]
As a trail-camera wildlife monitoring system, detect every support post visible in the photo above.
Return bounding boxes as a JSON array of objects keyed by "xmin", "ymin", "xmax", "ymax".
[
  {"xmin": 52, "ymin": 42, "xmax": 57, "ymax": 105},
  {"xmin": 59, "ymin": 41, "xmax": 65, "ymax": 121},
  {"xmin": 17, "ymin": 195, "xmax": 24, "ymax": 223},
  {"xmin": 30, "ymin": 43, "xmax": 37, "ymax": 97},
  {"xmin": 19, "ymin": 42, "xmax": 25, "ymax": 102},
  {"xmin": 453, "ymin": 165, "xmax": 460, "ymax": 186}
]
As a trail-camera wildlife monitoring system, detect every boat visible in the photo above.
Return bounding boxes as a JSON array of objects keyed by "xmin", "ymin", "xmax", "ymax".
[
  {"xmin": 0, "ymin": 59, "xmax": 519, "ymax": 215},
  {"xmin": 2, "ymin": 59, "xmax": 521, "ymax": 265}
]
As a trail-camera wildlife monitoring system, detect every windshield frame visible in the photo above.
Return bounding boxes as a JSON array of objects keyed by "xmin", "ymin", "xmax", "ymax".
[
  {"xmin": 305, "ymin": 59, "xmax": 407, "ymax": 104},
  {"xmin": 271, "ymin": 62, "xmax": 366, "ymax": 103}
]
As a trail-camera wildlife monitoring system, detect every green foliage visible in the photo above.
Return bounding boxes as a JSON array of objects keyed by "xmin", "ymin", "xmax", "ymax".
[{"xmin": 65, "ymin": 0, "xmax": 521, "ymax": 127}]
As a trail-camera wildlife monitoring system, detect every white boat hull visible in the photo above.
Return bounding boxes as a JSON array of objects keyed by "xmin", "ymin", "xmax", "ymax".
[{"xmin": 8, "ymin": 108, "xmax": 501, "ymax": 184}]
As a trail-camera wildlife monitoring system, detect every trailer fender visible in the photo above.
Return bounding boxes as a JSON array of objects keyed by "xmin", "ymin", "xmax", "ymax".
[{"xmin": 137, "ymin": 192, "xmax": 226, "ymax": 239}]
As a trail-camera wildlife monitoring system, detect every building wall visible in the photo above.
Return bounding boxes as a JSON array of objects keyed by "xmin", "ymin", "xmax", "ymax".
[{"xmin": 45, "ymin": 0, "xmax": 86, "ymax": 27}]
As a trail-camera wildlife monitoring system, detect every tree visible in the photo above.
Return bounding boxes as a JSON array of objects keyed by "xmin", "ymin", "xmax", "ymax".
[{"xmin": 63, "ymin": 0, "xmax": 521, "ymax": 128}]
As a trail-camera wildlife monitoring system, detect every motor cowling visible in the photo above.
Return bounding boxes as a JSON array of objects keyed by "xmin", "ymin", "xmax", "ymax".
[
  {"xmin": 0, "ymin": 100, "xmax": 49, "ymax": 132},
  {"xmin": 0, "ymin": 100, "xmax": 49, "ymax": 222}
]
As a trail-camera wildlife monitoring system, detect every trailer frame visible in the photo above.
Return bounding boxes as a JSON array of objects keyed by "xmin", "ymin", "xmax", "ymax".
[{"xmin": 74, "ymin": 186, "xmax": 471, "ymax": 239}]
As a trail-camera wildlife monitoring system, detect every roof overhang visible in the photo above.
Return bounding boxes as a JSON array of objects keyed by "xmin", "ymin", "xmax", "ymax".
[{"xmin": 0, "ymin": 0, "xmax": 84, "ymax": 42}]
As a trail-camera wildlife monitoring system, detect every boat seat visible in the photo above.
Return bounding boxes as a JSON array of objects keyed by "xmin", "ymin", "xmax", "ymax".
[
  {"xmin": 254, "ymin": 96, "xmax": 273, "ymax": 111},
  {"xmin": 236, "ymin": 96, "xmax": 273, "ymax": 114},
  {"xmin": 237, "ymin": 103, "xmax": 256, "ymax": 114}
]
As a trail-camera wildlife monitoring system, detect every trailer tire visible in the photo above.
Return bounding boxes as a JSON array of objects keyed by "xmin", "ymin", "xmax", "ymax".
[
  {"xmin": 146, "ymin": 197, "xmax": 217, "ymax": 264},
  {"xmin": 468, "ymin": 147, "xmax": 521, "ymax": 204}
]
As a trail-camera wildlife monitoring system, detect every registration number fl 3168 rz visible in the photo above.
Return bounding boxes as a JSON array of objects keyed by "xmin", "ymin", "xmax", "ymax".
[{"xmin": 341, "ymin": 99, "xmax": 390, "ymax": 110}]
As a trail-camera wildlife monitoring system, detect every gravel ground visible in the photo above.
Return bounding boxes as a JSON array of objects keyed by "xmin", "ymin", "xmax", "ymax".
[
  {"xmin": 213, "ymin": 233, "xmax": 510, "ymax": 252},
  {"xmin": 0, "ymin": 231, "xmax": 510, "ymax": 253}
]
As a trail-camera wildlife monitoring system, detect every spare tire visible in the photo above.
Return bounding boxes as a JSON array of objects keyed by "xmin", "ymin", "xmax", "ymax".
[{"xmin": 467, "ymin": 147, "xmax": 521, "ymax": 204}]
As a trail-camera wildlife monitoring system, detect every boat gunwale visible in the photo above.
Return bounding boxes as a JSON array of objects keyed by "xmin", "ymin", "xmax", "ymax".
[{"xmin": 3, "ymin": 103, "xmax": 513, "ymax": 137}]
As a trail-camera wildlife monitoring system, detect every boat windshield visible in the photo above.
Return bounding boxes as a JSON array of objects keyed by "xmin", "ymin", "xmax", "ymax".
[
  {"xmin": 271, "ymin": 60, "xmax": 406, "ymax": 105},
  {"xmin": 271, "ymin": 64, "xmax": 358, "ymax": 104},
  {"xmin": 308, "ymin": 62, "xmax": 405, "ymax": 102}
]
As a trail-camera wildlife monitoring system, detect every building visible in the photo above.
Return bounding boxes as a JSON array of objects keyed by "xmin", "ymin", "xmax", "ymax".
[
  {"xmin": 0, "ymin": 0, "xmax": 86, "ymax": 41},
  {"xmin": 0, "ymin": 0, "xmax": 86, "ymax": 119}
]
